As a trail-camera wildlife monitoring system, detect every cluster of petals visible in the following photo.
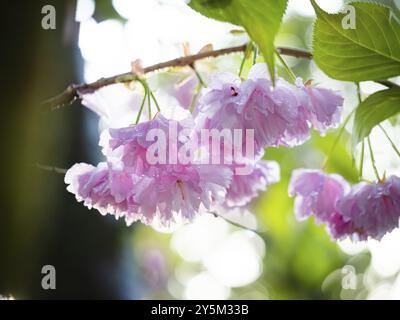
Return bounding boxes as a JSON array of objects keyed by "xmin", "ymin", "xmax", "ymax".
[
  {"xmin": 195, "ymin": 63, "xmax": 343, "ymax": 154},
  {"xmin": 67, "ymin": 115, "xmax": 232, "ymax": 226},
  {"xmin": 289, "ymin": 169, "xmax": 400, "ymax": 240},
  {"xmin": 224, "ymin": 159, "xmax": 280, "ymax": 208},
  {"xmin": 65, "ymin": 62, "xmax": 344, "ymax": 227},
  {"xmin": 66, "ymin": 111, "xmax": 280, "ymax": 226}
]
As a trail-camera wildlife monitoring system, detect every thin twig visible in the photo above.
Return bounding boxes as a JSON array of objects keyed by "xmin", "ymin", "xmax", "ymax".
[
  {"xmin": 276, "ymin": 47, "xmax": 313, "ymax": 59},
  {"xmin": 208, "ymin": 211, "xmax": 265, "ymax": 236},
  {"xmin": 43, "ymin": 44, "xmax": 314, "ymax": 111},
  {"xmin": 33, "ymin": 163, "xmax": 67, "ymax": 174}
]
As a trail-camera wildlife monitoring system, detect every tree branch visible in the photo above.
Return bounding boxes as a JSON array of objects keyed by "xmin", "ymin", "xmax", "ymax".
[
  {"xmin": 42, "ymin": 44, "xmax": 313, "ymax": 111},
  {"xmin": 276, "ymin": 47, "xmax": 312, "ymax": 59},
  {"xmin": 42, "ymin": 43, "xmax": 398, "ymax": 111}
]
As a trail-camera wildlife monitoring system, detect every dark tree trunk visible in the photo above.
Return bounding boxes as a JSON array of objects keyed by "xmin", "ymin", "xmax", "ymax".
[{"xmin": 0, "ymin": 0, "xmax": 137, "ymax": 299}]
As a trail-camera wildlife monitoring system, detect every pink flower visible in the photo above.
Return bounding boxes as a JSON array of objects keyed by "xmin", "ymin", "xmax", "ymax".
[
  {"xmin": 153, "ymin": 68, "xmax": 199, "ymax": 109},
  {"xmin": 195, "ymin": 63, "xmax": 343, "ymax": 153},
  {"xmin": 196, "ymin": 70, "xmax": 291, "ymax": 154},
  {"xmin": 337, "ymin": 176, "xmax": 400, "ymax": 240},
  {"xmin": 78, "ymin": 84, "xmax": 145, "ymax": 129},
  {"xmin": 296, "ymin": 79, "xmax": 343, "ymax": 135},
  {"xmin": 242, "ymin": 76, "xmax": 310, "ymax": 148},
  {"xmin": 64, "ymin": 162, "xmax": 138, "ymax": 222},
  {"xmin": 65, "ymin": 161, "xmax": 233, "ymax": 226},
  {"xmin": 131, "ymin": 164, "xmax": 232, "ymax": 224},
  {"xmin": 289, "ymin": 169, "xmax": 350, "ymax": 224},
  {"xmin": 65, "ymin": 114, "xmax": 234, "ymax": 226},
  {"xmin": 163, "ymin": 72, "xmax": 199, "ymax": 109},
  {"xmin": 224, "ymin": 160, "xmax": 280, "ymax": 208},
  {"xmin": 246, "ymin": 64, "xmax": 311, "ymax": 147},
  {"xmin": 100, "ymin": 114, "xmax": 193, "ymax": 174},
  {"xmin": 289, "ymin": 169, "xmax": 400, "ymax": 240},
  {"xmin": 198, "ymin": 72, "xmax": 243, "ymax": 114},
  {"xmin": 327, "ymin": 212, "xmax": 356, "ymax": 240},
  {"xmin": 195, "ymin": 72, "xmax": 245, "ymax": 134}
]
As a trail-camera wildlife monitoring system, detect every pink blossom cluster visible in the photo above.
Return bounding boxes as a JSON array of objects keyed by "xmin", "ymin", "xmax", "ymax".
[
  {"xmin": 65, "ymin": 63, "xmax": 343, "ymax": 227},
  {"xmin": 195, "ymin": 64, "xmax": 343, "ymax": 155},
  {"xmin": 289, "ymin": 169, "xmax": 400, "ymax": 240}
]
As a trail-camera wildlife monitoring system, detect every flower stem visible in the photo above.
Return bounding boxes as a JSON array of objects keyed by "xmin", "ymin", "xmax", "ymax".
[
  {"xmin": 191, "ymin": 66, "xmax": 206, "ymax": 87},
  {"xmin": 359, "ymin": 140, "xmax": 365, "ymax": 178},
  {"xmin": 367, "ymin": 136, "xmax": 381, "ymax": 181},
  {"xmin": 150, "ymin": 90, "xmax": 161, "ymax": 112},
  {"xmin": 322, "ymin": 109, "xmax": 355, "ymax": 168},
  {"xmin": 275, "ymin": 49, "xmax": 296, "ymax": 83},
  {"xmin": 356, "ymin": 82, "xmax": 362, "ymax": 102},
  {"xmin": 356, "ymin": 83, "xmax": 364, "ymax": 178},
  {"xmin": 147, "ymin": 87, "xmax": 152, "ymax": 120},
  {"xmin": 135, "ymin": 89, "xmax": 147, "ymax": 124},
  {"xmin": 189, "ymin": 90, "xmax": 200, "ymax": 113},
  {"xmin": 379, "ymin": 124, "xmax": 400, "ymax": 159},
  {"xmin": 238, "ymin": 42, "xmax": 252, "ymax": 77},
  {"xmin": 138, "ymin": 78, "xmax": 161, "ymax": 116},
  {"xmin": 252, "ymin": 44, "xmax": 258, "ymax": 65}
]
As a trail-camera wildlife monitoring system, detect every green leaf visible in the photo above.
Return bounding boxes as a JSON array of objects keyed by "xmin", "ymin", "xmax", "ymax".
[
  {"xmin": 311, "ymin": 0, "xmax": 400, "ymax": 81},
  {"xmin": 345, "ymin": 0, "xmax": 400, "ymax": 19},
  {"xmin": 93, "ymin": 0, "xmax": 127, "ymax": 23},
  {"xmin": 352, "ymin": 87, "xmax": 400, "ymax": 148},
  {"xmin": 188, "ymin": 0, "xmax": 288, "ymax": 84}
]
